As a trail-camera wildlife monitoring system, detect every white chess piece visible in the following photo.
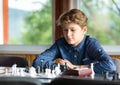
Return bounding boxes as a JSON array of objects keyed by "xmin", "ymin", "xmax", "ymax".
[
  {"xmin": 51, "ymin": 69, "xmax": 56, "ymax": 77},
  {"xmin": 16, "ymin": 68, "xmax": 20, "ymax": 76},
  {"xmin": 51, "ymin": 65, "xmax": 56, "ymax": 77},
  {"xmin": 55, "ymin": 64, "xmax": 61, "ymax": 75},
  {"xmin": 20, "ymin": 68, "xmax": 25, "ymax": 76},
  {"xmin": 90, "ymin": 63, "xmax": 95, "ymax": 79},
  {"xmin": 5, "ymin": 68, "xmax": 9, "ymax": 75},
  {"xmin": 29, "ymin": 67, "xmax": 37, "ymax": 77},
  {"xmin": 11, "ymin": 64, "xmax": 17, "ymax": 76},
  {"xmin": 45, "ymin": 67, "xmax": 51, "ymax": 77}
]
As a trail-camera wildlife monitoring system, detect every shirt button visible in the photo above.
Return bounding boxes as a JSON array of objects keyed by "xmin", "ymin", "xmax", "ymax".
[
  {"xmin": 98, "ymin": 48, "xmax": 102, "ymax": 52},
  {"xmin": 74, "ymin": 55, "xmax": 77, "ymax": 58}
]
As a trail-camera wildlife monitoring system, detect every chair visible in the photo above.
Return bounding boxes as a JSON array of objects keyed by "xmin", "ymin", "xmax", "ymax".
[
  {"xmin": 0, "ymin": 55, "xmax": 29, "ymax": 67},
  {"xmin": 49, "ymin": 76, "xmax": 120, "ymax": 85},
  {"xmin": 112, "ymin": 58, "xmax": 120, "ymax": 73},
  {"xmin": 0, "ymin": 76, "xmax": 41, "ymax": 85}
]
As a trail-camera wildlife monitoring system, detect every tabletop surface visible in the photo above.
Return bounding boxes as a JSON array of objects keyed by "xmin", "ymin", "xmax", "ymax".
[{"xmin": 0, "ymin": 66, "xmax": 120, "ymax": 85}]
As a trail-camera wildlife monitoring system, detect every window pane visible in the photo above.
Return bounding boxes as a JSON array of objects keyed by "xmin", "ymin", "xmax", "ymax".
[
  {"xmin": 8, "ymin": 0, "xmax": 52, "ymax": 45},
  {"xmin": 72, "ymin": 0, "xmax": 120, "ymax": 45}
]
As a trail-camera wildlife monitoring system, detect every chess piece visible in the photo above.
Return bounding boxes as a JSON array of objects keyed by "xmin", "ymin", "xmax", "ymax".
[
  {"xmin": 29, "ymin": 67, "xmax": 37, "ymax": 77},
  {"xmin": 90, "ymin": 63, "xmax": 95, "ymax": 79},
  {"xmin": 11, "ymin": 64, "xmax": 17, "ymax": 76},
  {"xmin": 45, "ymin": 63, "xmax": 51, "ymax": 77},
  {"xmin": 36, "ymin": 66, "xmax": 40, "ymax": 74},
  {"xmin": 5, "ymin": 67, "xmax": 9, "ymax": 75},
  {"xmin": 112, "ymin": 72, "xmax": 119, "ymax": 81},
  {"xmin": 103, "ymin": 71, "xmax": 109, "ymax": 80},
  {"xmin": 20, "ymin": 68, "xmax": 25, "ymax": 76},
  {"xmin": 55, "ymin": 64, "xmax": 61, "ymax": 75},
  {"xmin": 51, "ymin": 65, "xmax": 56, "ymax": 77},
  {"xmin": 40, "ymin": 59, "xmax": 44, "ymax": 73},
  {"xmin": 64, "ymin": 62, "xmax": 68, "ymax": 71},
  {"xmin": 25, "ymin": 66, "xmax": 30, "ymax": 73}
]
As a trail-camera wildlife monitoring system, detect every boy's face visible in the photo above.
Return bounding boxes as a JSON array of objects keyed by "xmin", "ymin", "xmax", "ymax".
[{"xmin": 62, "ymin": 23, "xmax": 87, "ymax": 46}]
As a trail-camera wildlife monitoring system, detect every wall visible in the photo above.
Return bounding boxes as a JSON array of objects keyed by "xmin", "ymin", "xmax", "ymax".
[{"xmin": 0, "ymin": 53, "xmax": 120, "ymax": 67}]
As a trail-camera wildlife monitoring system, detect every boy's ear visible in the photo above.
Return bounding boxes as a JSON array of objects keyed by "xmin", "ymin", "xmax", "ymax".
[{"xmin": 83, "ymin": 26, "xmax": 87, "ymax": 34}]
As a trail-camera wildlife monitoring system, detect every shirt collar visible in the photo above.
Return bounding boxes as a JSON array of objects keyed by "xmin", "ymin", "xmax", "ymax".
[{"xmin": 74, "ymin": 35, "xmax": 86, "ymax": 51}]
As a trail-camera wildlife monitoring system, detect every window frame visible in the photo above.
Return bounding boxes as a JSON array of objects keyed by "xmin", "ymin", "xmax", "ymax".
[{"xmin": 3, "ymin": 0, "xmax": 8, "ymax": 44}]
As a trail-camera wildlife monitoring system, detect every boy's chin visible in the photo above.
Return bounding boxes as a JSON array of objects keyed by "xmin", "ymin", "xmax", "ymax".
[{"xmin": 68, "ymin": 42, "xmax": 75, "ymax": 46}]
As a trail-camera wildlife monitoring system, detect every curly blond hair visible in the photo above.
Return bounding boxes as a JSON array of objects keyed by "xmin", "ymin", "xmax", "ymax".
[{"xmin": 57, "ymin": 9, "xmax": 88, "ymax": 28}]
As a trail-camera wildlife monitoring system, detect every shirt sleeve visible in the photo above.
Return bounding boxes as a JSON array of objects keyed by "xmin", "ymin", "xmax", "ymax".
[
  {"xmin": 32, "ymin": 42, "xmax": 59, "ymax": 68},
  {"xmin": 86, "ymin": 38, "xmax": 116, "ymax": 73}
]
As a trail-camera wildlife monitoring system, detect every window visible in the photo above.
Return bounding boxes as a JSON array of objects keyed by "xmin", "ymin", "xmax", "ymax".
[
  {"xmin": 4, "ymin": 0, "xmax": 52, "ymax": 45},
  {"xmin": 71, "ymin": 0, "xmax": 120, "ymax": 45},
  {"xmin": 1, "ymin": 0, "xmax": 120, "ymax": 55}
]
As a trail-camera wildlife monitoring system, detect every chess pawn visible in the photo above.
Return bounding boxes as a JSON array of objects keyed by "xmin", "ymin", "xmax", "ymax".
[
  {"xmin": 5, "ymin": 68, "xmax": 9, "ymax": 75},
  {"xmin": 51, "ymin": 69, "xmax": 56, "ymax": 77},
  {"xmin": 103, "ymin": 71, "xmax": 109, "ymax": 80},
  {"xmin": 16, "ymin": 68, "xmax": 20, "ymax": 76},
  {"xmin": 20, "ymin": 68, "xmax": 25, "ymax": 76},
  {"xmin": 51, "ymin": 65, "xmax": 56, "ymax": 77},
  {"xmin": 45, "ymin": 67, "xmax": 51, "ymax": 77},
  {"xmin": 36, "ymin": 66, "xmax": 40, "ymax": 74},
  {"xmin": 55, "ymin": 64, "xmax": 61, "ymax": 75},
  {"xmin": 29, "ymin": 67, "xmax": 37, "ymax": 77}
]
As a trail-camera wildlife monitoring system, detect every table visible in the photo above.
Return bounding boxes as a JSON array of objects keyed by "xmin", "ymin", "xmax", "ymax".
[
  {"xmin": 0, "ymin": 66, "xmax": 57, "ymax": 85},
  {"xmin": 0, "ymin": 66, "xmax": 120, "ymax": 85}
]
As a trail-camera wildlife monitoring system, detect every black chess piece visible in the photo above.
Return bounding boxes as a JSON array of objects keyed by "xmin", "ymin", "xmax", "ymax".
[
  {"xmin": 40, "ymin": 59, "xmax": 44, "ymax": 73},
  {"xmin": 64, "ymin": 62, "xmax": 68, "ymax": 71},
  {"xmin": 25, "ymin": 66, "xmax": 29, "ymax": 73},
  {"xmin": 112, "ymin": 72, "xmax": 119, "ymax": 81},
  {"xmin": 52, "ymin": 64, "xmax": 55, "ymax": 71},
  {"xmin": 103, "ymin": 71, "xmax": 109, "ymax": 80},
  {"xmin": 36, "ymin": 66, "xmax": 40, "ymax": 73}
]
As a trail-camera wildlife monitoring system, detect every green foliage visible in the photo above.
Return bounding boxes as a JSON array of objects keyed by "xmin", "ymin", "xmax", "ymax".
[
  {"xmin": 21, "ymin": 0, "xmax": 52, "ymax": 45},
  {"xmin": 81, "ymin": 0, "xmax": 120, "ymax": 45},
  {"xmin": 19, "ymin": 0, "xmax": 120, "ymax": 45}
]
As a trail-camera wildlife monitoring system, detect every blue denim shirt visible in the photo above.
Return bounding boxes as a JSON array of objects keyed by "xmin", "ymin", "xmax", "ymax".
[{"xmin": 32, "ymin": 35, "xmax": 116, "ymax": 73}]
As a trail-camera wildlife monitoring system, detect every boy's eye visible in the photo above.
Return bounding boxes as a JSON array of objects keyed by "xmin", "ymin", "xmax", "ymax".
[{"xmin": 71, "ymin": 29, "xmax": 75, "ymax": 31}]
